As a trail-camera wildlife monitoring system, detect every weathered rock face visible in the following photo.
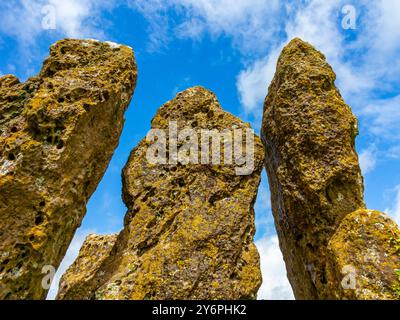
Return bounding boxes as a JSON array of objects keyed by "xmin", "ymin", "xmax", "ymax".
[
  {"xmin": 0, "ymin": 39, "xmax": 137, "ymax": 299},
  {"xmin": 261, "ymin": 38, "xmax": 365, "ymax": 299},
  {"xmin": 57, "ymin": 86, "xmax": 264, "ymax": 300},
  {"xmin": 57, "ymin": 234, "xmax": 118, "ymax": 300},
  {"xmin": 326, "ymin": 209, "xmax": 400, "ymax": 300}
]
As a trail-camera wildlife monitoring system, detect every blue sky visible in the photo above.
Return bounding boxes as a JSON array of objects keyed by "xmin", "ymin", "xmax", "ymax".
[{"xmin": 1, "ymin": 0, "xmax": 399, "ymax": 300}]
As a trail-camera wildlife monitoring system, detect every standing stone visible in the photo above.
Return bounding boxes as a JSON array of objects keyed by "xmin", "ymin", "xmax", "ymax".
[
  {"xmin": 0, "ymin": 39, "xmax": 137, "ymax": 299},
  {"xmin": 261, "ymin": 38, "xmax": 365, "ymax": 299},
  {"xmin": 57, "ymin": 86, "xmax": 264, "ymax": 300},
  {"xmin": 57, "ymin": 234, "xmax": 118, "ymax": 300}
]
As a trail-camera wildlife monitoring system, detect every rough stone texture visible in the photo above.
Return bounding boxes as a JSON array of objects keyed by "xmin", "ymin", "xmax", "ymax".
[
  {"xmin": 57, "ymin": 234, "xmax": 118, "ymax": 300},
  {"xmin": 0, "ymin": 39, "xmax": 137, "ymax": 299},
  {"xmin": 326, "ymin": 209, "xmax": 400, "ymax": 300},
  {"xmin": 261, "ymin": 38, "xmax": 365, "ymax": 299},
  {"xmin": 57, "ymin": 86, "xmax": 264, "ymax": 300}
]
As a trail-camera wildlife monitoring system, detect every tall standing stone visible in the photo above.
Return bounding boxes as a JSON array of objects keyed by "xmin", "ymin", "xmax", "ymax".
[
  {"xmin": 57, "ymin": 86, "xmax": 264, "ymax": 300},
  {"xmin": 261, "ymin": 38, "xmax": 365, "ymax": 299},
  {"xmin": 326, "ymin": 209, "xmax": 400, "ymax": 300},
  {"xmin": 0, "ymin": 39, "xmax": 137, "ymax": 299}
]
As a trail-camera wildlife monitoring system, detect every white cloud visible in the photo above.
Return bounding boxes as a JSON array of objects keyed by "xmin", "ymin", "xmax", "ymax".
[
  {"xmin": 1, "ymin": 0, "xmax": 398, "ymax": 301},
  {"xmin": 46, "ymin": 228, "xmax": 96, "ymax": 300},
  {"xmin": 235, "ymin": 1, "xmax": 400, "ymax": 129},
  {"xmin": 255, "ymin": 235, "xmax": 294, "ymax": 300},
  {"xmin": 175, "ymin": 18, "xmax": 205, "ymax": 41},
  {"xmin": 359, "ymin": 146, "xmax": 377, "ymax": 175},
  {"xmin": 171, "ymin": 76, "xmax": 193, "ymax": 96},
  {"xmin": 248, "ymin": 172, "xmax": 294, "ymax": 300},
  {"xmin": 235, "ymin": 1, "xmax": 368, "ymax": 116},
  {"xmin": 385, "ymin": 185, "xmax": 400, "ymax": 226},
  {"xmin": 388, "ymin": 145, "xmax": 400, "ymax": 159},
  {"xmin": 285, "ymin": 1, "xmax": 340, "ymax": 59},
  {"xmin": 174, "ymin": 0, "xmax": 282, "ymax": 53},
  {"xmin": 363, "ymin": 0, "xmax": 400, "ymax": 82}
]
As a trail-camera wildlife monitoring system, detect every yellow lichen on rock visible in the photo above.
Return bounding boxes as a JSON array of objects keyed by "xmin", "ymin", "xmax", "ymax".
[
  {"xmin": 57, "ymin": 86, "xmax": 264, "ymax": 300},
  {"xmin": 326, "ymin": 209, "xmax": 400, "ymax": 300},
  {"xmin": 57, "ymin": 234, "xmax": 118, "ymax": 300},
  {"xmin": 261, "ymin": 38, "xmax": 365, "ymax": 299},
  {"xmin": 0, "ymin": 39, "xmax": 137, "ymax": 299},
  {"xmin": 262, "ymin": 37, "xmax": 400, "ymax": 300}
]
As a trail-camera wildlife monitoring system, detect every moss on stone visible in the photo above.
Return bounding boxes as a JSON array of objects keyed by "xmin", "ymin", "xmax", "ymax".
[
  {"xmin": 0, "ymin": 39, "xmax": 137, "ymax": 299},
  {"xmin": 57, "ymin": 86, "xmax": 264, "ymax": 300}
]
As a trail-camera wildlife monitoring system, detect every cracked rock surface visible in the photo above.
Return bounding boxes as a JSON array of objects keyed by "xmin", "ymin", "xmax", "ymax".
[{"xmin": 0, "ymin": 39, "xmax": 136, "ymax": 299}]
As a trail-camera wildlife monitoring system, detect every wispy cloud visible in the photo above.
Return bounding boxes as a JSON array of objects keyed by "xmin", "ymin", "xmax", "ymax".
[
  {"xmin": 236, "ymin": 48, "xmax": 280, "ymax": 115},
  {"xmin": 254, "ymin": 172, "xmax": 276, "ymax": 239},
  {"xmin": 255, "ymin": 235, "xmax": 294, "ymax": 300},
  {"xmin": 359, "ymin": 145, "xmax": 377, "ymax": 175},
  {"xmin": 0, "ymin": 1, "xmax": 44, "ymax": 45},
  {"xmin": 360, "ymin": 95, "xmax": 400, "ymax": 140},
  {"xmin": 126, "ymin": 0, "xmax": 171, "ymax": 52},
  {"xmin": 172, "ymin": 0, "xmax": 283, "ymax": 54},
  {"xmin": 2, "ymin": 0, "xmax": 399, "ymax": 301},
  {"xmin": 47, "ymin": 0, "xmax": 112, "ymax": 38}
]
